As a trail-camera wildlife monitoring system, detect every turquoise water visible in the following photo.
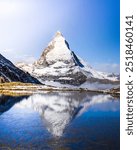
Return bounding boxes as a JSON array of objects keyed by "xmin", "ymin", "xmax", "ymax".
[{"xmin": 0, "ymin": 92, "xmax": 120, "ymax": 150}]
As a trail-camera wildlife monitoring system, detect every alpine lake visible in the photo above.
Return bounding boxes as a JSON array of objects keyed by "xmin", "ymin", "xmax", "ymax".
[{"xmin": 0, "ymin": 91, "xmax": 120, "ymax": 150}]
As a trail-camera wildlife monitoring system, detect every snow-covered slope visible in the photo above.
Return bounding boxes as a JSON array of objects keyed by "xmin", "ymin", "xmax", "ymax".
[
  {"xmin": 0, "ymin": 54, "xmax": 40, "ymax": 84},
  {"xmin": 16, "ymin": 31, "xmax": 119, "ymax": 89},
  {"xmin": 35, "ymin": 31, "xmax": 75, "ymax": 66}
]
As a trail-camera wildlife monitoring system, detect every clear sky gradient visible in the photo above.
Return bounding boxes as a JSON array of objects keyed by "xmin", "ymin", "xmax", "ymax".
[{"xmin": 0, "ymin": 0, "xmax": 120, "ymax": 73}]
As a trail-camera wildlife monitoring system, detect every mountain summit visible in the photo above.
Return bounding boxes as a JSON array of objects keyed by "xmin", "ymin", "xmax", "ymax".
[
  {"xmin": 34, "ymin": 31, "xmax": 83, "ymax": 68},
  {"xmin": 17, "ymin": 31, "xmax": 119, "ymax": 89}
]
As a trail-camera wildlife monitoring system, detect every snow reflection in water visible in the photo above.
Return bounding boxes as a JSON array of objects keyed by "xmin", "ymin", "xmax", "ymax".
[
  {"xmin": 0, "ymin": 92, "xmax": 120, "ymax": 150},
  {"xmin": 12, "ymin": 92, "xmax": 118, "ymax": 137}
]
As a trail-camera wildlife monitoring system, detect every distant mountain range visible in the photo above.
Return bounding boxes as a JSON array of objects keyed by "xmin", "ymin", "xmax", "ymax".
[{"xmin": 0, "ymin": 31, "xmax": 119, "ymax": 90}]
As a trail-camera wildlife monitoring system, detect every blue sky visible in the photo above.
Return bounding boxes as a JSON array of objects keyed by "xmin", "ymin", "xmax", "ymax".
[{"xmin": 0, "ymin": 0, "xmax": 120, "ymax": 73}]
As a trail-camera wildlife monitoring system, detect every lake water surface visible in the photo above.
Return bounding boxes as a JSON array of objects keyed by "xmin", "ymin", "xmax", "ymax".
[{"xmin": 0, "ymin": 92, "xmax": 120, "ymax": 150}]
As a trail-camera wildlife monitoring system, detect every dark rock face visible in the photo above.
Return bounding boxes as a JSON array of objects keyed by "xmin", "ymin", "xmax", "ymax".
[
  {"xmin": 39, "ymin": 71, "xmax": 87, "ymax": 86},
  {"xmin": 71, "ymin": 51, "xmax": 84, "ymax": 68},
  {"xmin": 0, "ymin": 54, "xmax": 41, "ymax": 84},
  {"xmin": 55, "ymin": 72, "xmax": 87, "ymax": 86}
]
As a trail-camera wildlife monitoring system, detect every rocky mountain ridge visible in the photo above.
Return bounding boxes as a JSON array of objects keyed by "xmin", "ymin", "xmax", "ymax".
[{"xmin": 0, "ymin": 54, "xmax": 40, "ymax": 84}]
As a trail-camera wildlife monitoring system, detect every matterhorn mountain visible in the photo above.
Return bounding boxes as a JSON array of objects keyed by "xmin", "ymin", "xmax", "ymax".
[
  {"xmin": 0, "ymin": 53, "xmax": 40, "ymax": 84},
  {"xmin": 17, "ymin": 31, "xmax": 119, "ymax": 90}
]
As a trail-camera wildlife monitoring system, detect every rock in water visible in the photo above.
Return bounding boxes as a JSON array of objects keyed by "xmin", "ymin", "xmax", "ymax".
[{"xmin": 0, "ymin": 76, "xmax": 5, "ymax": 83}]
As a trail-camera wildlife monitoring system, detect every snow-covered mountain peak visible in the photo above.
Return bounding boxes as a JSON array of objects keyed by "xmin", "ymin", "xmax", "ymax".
[
  {"xmin": 16, "ymin": 32, "xmax": 119, "ymax": 88},
  {"xmin": 34, "ymin": 31, "xmax": 76, "ymax": 67},
  {"xmin": 48, "ymin": 31, "xmax": 70, "ymax": 51},
  {"xmin": 52, "ymin": 31, "xmax": 65, "ymax": 43},
  {"xmin": 54, "ymin": 31, "xmax": 63, "ymax": 38}
]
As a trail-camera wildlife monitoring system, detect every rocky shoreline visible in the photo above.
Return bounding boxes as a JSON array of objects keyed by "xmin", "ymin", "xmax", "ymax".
[{"xmin": 0, "ymin": 82, "xmax": 120, "ymax": 97}]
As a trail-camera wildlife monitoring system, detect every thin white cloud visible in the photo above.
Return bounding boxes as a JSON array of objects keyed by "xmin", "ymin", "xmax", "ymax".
[
  {"xmin": 92, "ymin": 63, "xmax": 120, "ymax": 74},
  {"xmin": 0, "ymin": 49, "xmax": 36, "ymax": 64},
  {"xmin": 14, "ymin": 55, "xmax": 36, "ymax": 64}
]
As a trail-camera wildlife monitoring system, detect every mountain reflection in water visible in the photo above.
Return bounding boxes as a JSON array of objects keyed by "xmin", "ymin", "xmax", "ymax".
[{"xmin": 0, "ymin": 92, "xmax": 120, "ymax": 150}]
